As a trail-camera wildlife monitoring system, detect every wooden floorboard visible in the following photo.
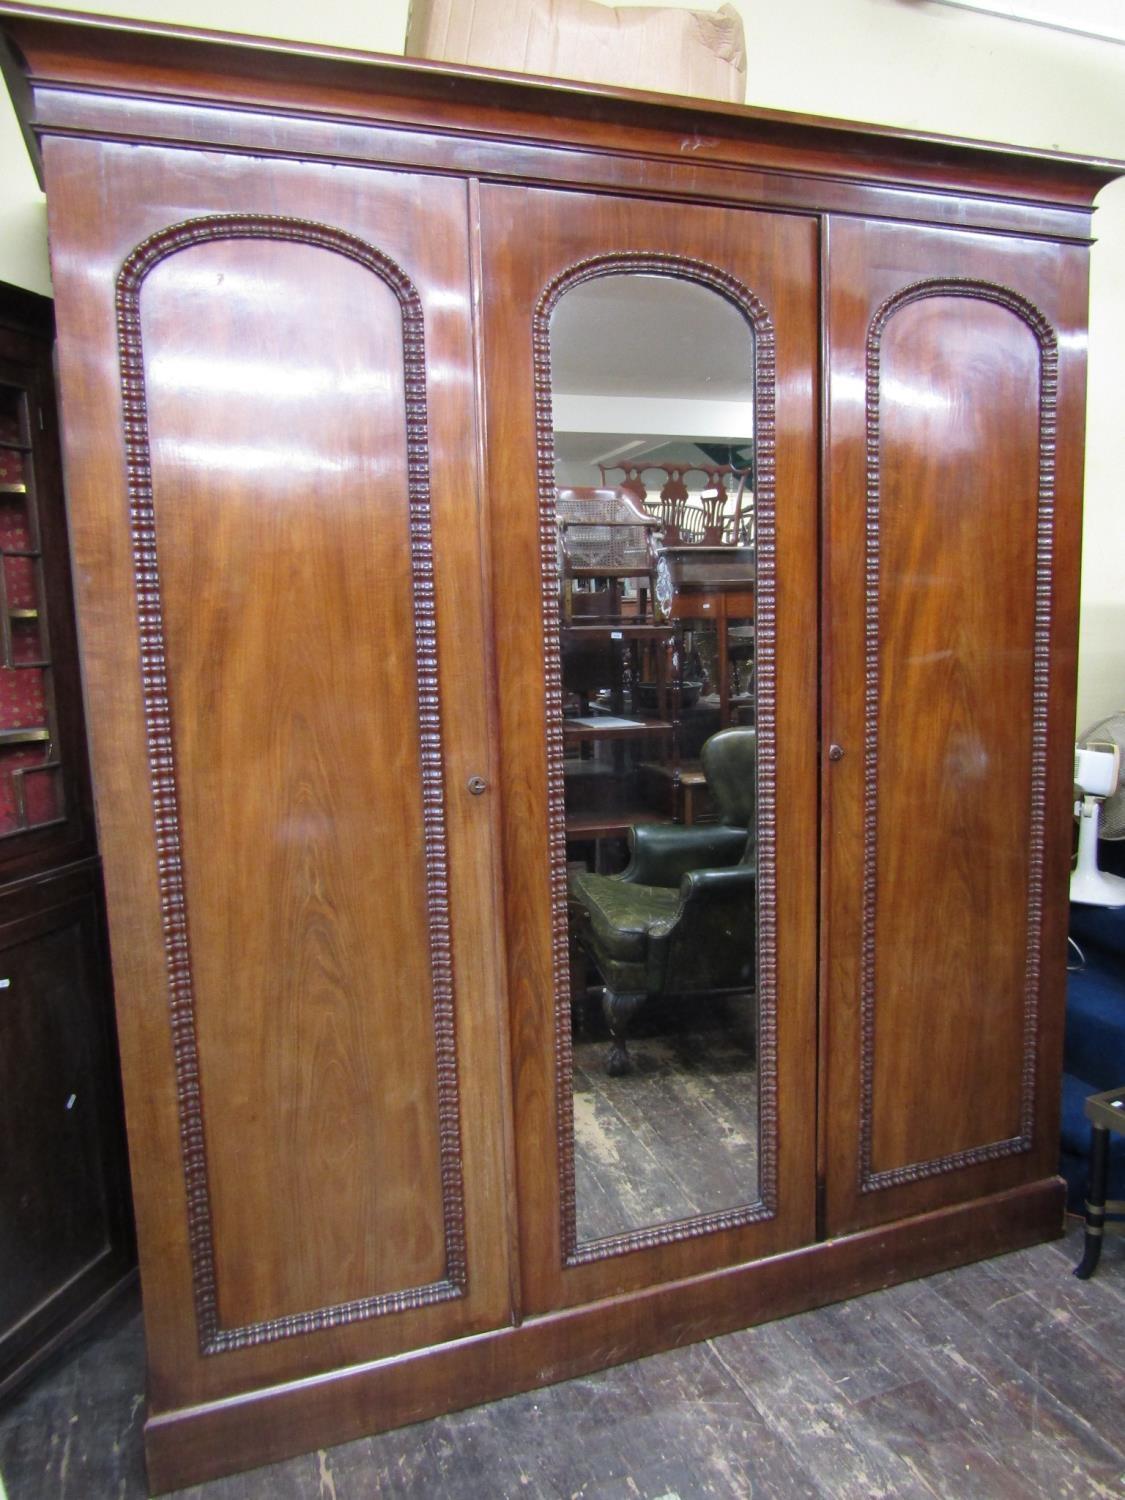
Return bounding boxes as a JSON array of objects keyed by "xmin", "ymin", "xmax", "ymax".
[{"xmin": 0, "ymin": 1225, "xmax": 1122, "ymax": 1498}]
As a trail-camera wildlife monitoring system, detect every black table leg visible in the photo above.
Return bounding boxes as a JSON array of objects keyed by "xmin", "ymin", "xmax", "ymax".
[{"xmin": 1074, "ymin": 1123, "xmax": 1110, "ymax": 1280}]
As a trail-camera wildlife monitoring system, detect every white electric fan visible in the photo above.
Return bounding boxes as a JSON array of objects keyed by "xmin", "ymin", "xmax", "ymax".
[{"xmin": 1071, "ymin": 711, "xmax": 1125, "ymax": 907}]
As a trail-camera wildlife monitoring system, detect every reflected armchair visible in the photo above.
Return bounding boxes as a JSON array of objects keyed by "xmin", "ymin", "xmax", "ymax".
[{"xmin": 567, "ymin": 727, "xmax": 757, "ymax": 1075}]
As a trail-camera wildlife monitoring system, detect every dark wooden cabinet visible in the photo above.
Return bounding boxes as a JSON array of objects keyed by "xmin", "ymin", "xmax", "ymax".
[
  {"xmin": 0, "ymin": 865, "xmax": 133, "ymax": 1398},
  {"xmin": 0, "ymin": 6, "xmax": 1118, "ymax": 1491},
  {"xmin": 0, "ymin": 282, "xmax": 133, "ymax": 1402}
]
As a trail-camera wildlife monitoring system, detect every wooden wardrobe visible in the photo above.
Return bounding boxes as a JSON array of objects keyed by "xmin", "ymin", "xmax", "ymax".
[{"xmin": 0, "ymin": 5, "xmax": 1118, "ymax": 1490}]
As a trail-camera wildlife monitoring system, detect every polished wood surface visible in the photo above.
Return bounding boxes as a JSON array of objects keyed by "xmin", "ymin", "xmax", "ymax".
[
  {"xmin": 871, "ymin": 296, "xmax": 1036, "ymax": 1170},
  {"xmin": 821, "ymin": 219, "xmax": 1090, "ymax": 1235},
  {"xmin": 143, "ymin": 239, "xmax": 446, "ymax": 1328},
  {"xmin": 0, "ymin": 1, "xmax": 1117, "ymax": 243},
  {"xmin": 0, "ymin": 10, "xmax": 1113, "ymax": 1488},
  {"xmin": 14, "ymin": 83, "xmax": 1103, "ymax": 247},
  {"xmin": 43, "ymin": 143, "xmax": 513, "ymax": 1410},
  {"xmin": 479, "ymin": 184, "xmax": 819, "ymax": 1314},
  {"xmin": 143, "ymin": 1179, "xmax": 1064, "ymax": 1493}
]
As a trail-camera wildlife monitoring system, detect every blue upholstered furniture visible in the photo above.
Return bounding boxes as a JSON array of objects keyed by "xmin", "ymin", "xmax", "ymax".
[{"xmin": 1061, "ymin": 856, "xmax": 1125, "ymax": 1217}]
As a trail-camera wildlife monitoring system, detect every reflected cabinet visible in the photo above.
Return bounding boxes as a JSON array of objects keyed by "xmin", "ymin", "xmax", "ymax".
[{"xmin": 0, "ymin": 6, "xmax": 1116, "ymax": 1490}]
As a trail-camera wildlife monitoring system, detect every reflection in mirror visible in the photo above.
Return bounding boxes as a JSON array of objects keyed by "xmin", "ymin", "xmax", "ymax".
[{"xmin": 551, "ymin": 273, "xmax": 761, "ymax": 1248}]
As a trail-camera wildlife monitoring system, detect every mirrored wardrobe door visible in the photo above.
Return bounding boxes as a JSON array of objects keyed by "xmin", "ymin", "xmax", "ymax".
[{"xmin": 479, "ymin": 186, "xmax": 821, "ymax": 1315}]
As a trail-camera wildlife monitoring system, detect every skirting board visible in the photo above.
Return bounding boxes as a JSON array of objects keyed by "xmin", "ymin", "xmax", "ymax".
[{"xmin": 145, "ymin": 1177, "xmax": 1065, "ymax": 1493}]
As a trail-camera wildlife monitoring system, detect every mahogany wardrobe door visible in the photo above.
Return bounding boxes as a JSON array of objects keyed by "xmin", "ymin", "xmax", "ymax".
[
  {"xmin": 43, "ymin": 139, "xmax": 513, "ymax": 1409},
  {"xmin": 478, "ymin": 185, "xmax": 820, "ymax": 1315},
  {"xmin": 820, "ymin": 218, "xmax": 1090, "ymax": 1236}
]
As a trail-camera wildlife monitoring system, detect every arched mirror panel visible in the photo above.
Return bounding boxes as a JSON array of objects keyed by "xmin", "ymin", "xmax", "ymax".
[{"xmin": 539, "ymin": 265, "xmax": 776, "ymax": 1260}]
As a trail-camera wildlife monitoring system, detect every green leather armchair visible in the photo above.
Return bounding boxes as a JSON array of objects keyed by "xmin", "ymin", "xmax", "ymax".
[{"xmin": 567, "ymin": 727, "xmax": 757, "ymax": 1075}]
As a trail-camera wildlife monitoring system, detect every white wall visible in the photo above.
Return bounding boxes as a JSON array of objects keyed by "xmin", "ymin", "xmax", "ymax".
[{"xmin": 1, "ymin": 0, "xmax": 1121, "ymax": 726}]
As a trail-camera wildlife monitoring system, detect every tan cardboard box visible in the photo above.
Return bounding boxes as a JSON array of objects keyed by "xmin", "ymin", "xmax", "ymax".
[{"xmin": 404, "ymin": 0, "xmax": 747, "ymax": 104}]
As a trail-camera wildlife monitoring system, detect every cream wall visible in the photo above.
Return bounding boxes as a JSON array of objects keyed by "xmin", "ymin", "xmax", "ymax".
[{"xmin": 1, "ymin": 0, "xmax": 1122, "ymax": 726}]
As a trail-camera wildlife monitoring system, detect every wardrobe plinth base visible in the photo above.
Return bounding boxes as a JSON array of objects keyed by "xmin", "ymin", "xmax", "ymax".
[{"xmin": 144, "ymin": 1176, "xmax": 1065, "ymax": 1495}]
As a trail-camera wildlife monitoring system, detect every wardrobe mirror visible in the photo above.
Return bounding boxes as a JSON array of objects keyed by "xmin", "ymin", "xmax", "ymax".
[{"xmin": 549, "ymin": 272, "xmax": 761, "ymax": 1250}]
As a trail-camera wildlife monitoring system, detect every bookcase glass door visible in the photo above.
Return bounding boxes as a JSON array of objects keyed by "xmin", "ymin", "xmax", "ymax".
[{"xmin": 0, "ymin": 382, "xmax": 63, "ymax": 837}]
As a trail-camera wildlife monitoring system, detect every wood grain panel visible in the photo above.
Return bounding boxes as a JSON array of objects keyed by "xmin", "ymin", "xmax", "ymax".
[
  {"xmin": 139, "ymin": 232, "xmax": 450, "ymax": 1334},
  {"xmin": 822, "ymin": 219, "xmax": 1091, "ymax": 1236},
  {"xmin": 868, "ymin": 293, "xmax": 1042, "ymax": 1175},
  {"xmin": 43, "ymin": 141, "xmax": 513, "ymax": 1412}
]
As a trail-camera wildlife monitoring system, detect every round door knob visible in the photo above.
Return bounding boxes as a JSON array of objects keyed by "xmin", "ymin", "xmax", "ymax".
[
  {"xmin": 467, "ymin": 775, "xmax": 489, "ymax": 795},
  {"xmin": 828, "ymin": 743, "xmax": 845, "ymax": 762}
]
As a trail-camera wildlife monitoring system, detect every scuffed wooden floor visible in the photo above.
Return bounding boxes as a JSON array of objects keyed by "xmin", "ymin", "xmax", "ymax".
[{"xmin": 1, "ymin": 1224, "xmax": 1122, "ymax": 1499}]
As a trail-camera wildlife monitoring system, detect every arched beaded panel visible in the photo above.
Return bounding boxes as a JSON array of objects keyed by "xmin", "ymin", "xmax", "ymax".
[
  {"xmin": 116, "ymin": 213, "xmax": 467, "ymax": 1352},
  {"xmin": 859, "ymin": 277, "xmax": 1058, "ymax": 1194},
  {"xmin": 532, "ymin": 253, "xmax": 779, "ymax": 1266}
]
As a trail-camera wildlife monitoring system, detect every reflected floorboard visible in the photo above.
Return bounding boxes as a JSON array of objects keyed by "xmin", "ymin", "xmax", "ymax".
[{"xmin": 571, "ymin": 995, "xmax": 760, "ymax": 1244}]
